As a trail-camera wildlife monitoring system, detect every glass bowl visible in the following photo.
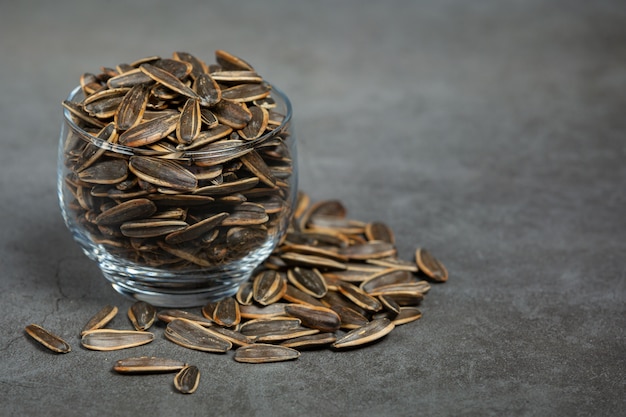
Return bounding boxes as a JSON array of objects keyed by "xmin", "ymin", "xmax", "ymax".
[{"xmin": 58, "ymin": 84, "xmax": 296, "ymax": 307}]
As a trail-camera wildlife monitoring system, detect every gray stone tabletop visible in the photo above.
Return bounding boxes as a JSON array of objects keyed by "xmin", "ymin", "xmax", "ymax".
[{"xmin": 1, "ymin": 0, "xmax": 624, "ymax": 416}]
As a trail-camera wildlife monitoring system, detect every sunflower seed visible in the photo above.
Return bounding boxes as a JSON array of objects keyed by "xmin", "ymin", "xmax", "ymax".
[
  {"xmin": 338, "ymin": 241, "xmax": 397, "ymax": 260},
  {"xmin": 284, "ymin": 304, "xmax": 341, "ymax": 333},
  {"xmin": 174, "ymin": 365, "xmax": 200, "ymax": 394},
  {"xmin": 120, "ymin": 219, "xmax": 188, "ymax": 238},
  {"xmin": 337, "ymin": 282, "xmax": 382, "ymax": 312},
  {"xmin": 253, "ymin": 270, "xmax": 287, "ymax": 306},
  {"xmin": 194, "ymin": 177, "xmax": 259, "ymax": 196},
  {"xmin": 113, "ymin": 357, "xmax": 187, "ymax": 373},
  {"xmin": 164, "ymin": 212, "xmax": 228, "ymax": 244},
  {"xmin": 173, "ymin": 51, "xmax": 206, "ymax": 79},
  {"xmin": 279, "ymin": 332, "xmax": 337, "ymax": 349},
  {"xmin": 176, "ymin": 124, "xmax": 232, "ymax": 150},
  {"xmin": 77, "ymin": 159, "xmax": 128, "ymax": 185},
  {"xmin": 128, "ymin": 301, "xmax": 157, "ymax": 331},
  {"xmin": 240, "ymin": 150, "xmax": 276, "ymax": 187},
  {"xmin": 221, "ymin": 83, "xmax": 271, "ymax": 103},
  {"xmin": 415, "ymin": 248, "xmax": 449, "ymax": 282},
  {"xmin": 359, "ymin": 269, "xmax": 416, "ymax": 293},
  {"xmin": 176, "ymin": 99, "xmax": 201, "ymax": 144},
  {"xmin": 128, "ymin": 156, "xmax": 197, "ymax": 191},
  {"xmin": 282, "ymin": 284, "xmax": 327, "ymax": 307},
  {"xmin": 157, "ymin": 309, "xmax": 213, "ymax": 327},
  {"xmin": 391, "ymin": 307, "xmax": 422, "ymax": 325},
  {"xmin": 280, "ymin": 252, "xmax": 347, "ymax": 271},
  {"xmin": 25, "ymin": 324, "xmax": 71, "ymax": 353},
  {"xmin": 330, "ymin": 305, "xmax": 370, "ymax": 329},
  {"xmin": 364, "ymin": 222, "xmax": 395, "ymax": 244},
  {"xmin": 95, "ymin": 198, "xmax": 157, "ymax": 226},
  {"xmin": 81, "ymin": 329, "xmax": 154, "ymax": 351},
  {"xmin": 239, "ymin": 303, "xmax": 287, "ymax": 319},
  {"xmin": 205, "ymin": 326, "xmax": 253, "ymax": 347},
  {"xmin": 164, "ymin": 319, "xmax": 231, "ymax": 353},
  {"xmin": 115, "ymin": 84, "xmax": 150, "ymax": 130},
  {"xmin": 212, "ymin": 297, "xmax": 240, "ymax": 327},
  {"xmin": 140, "ymin": 63, "xmax": 199, "ymax": 100},
  {"xmin": 332, "ymin": 318, "xmax": 395, "ymax": 349},
  {"xmin": 239, "ymin": 317, "xmax": 301, "ymax": 336},
  {"xmin": 287, "ymin": 267, "xmax": 328, "ymax": 298},
  {"xmin": 81, "ymin": 305, "xmax": 118, "ymax": 335},
  {"xmin": 194, "ymin": 73, "xmax": 221, "ymax": 107},
  {"xmin": 215, "ymin": 49, "xmax": 255, "ymax": 71},
  {"xmin": 118, "ymin": 113, "xmax": 179, "ymax": 147},
  {"xmin": 213, "ymin": 100, "xmax": 252, "ymax": 129},
  {"xmin": 234, "ymin": 344, "xmax": 300, "ymax": 364},
  {"xmin": 378, "ymin": 295, "xmax": 401, "ymax": 317},
  {"xmin": 107, "ymin": 68, "xmax": 153, "ymax": 88}
]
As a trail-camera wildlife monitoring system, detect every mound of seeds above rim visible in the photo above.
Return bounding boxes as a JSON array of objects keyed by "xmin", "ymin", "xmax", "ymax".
[{"xmin": 61, "ymin": 50, "xmax": 294, "ymax": 268}]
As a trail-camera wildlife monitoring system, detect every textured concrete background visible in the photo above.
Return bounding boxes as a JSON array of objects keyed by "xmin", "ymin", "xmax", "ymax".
[{"xmin": 1, "ymin": 0, "xmax": 625, "ymax": 416}]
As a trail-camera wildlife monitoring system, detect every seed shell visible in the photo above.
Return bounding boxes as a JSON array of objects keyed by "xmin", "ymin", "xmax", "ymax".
[
  {"xmin": 128, "ymin": 301, "xmax": 157, "ymax": 331},
  {"xmin": 81, "ymin": 329, "xmax": 154, "ymax": 351},
  {"xmin": 81, "ymin": 305, "xmax": 118, "ymax": 335},
  {"xmin": 113, "ymin": 357, "xmax": 187, "ymax": 373},
  {"xmin": 280, "ymin": 332, "xmax": 337, "ymax": 349},
  {"xmin": 287, "ymin": 267, "xmax": 328, "ymax": 298},
  {"xmin": 174, "ymin": 365, "xmax": 200, "ymax": 394},
  {"xmin": 128, "ymin": 156, "xmax": 198, "ymax": 191},
  {"xmin": 118, "ymin": 113, "xmax": 179, "ymax": 147},
  {"xmin": 165, "ymin": 319, "xmax": 231, "ymax": 353},
  {"xmin": 337, "ymin": 282, "xmax": 382, "ymax": 312},
  {"xmin": 115, "ymin": 83, "xmax": 150, "ymax": 130},
  {"xmin": 25, "ymin": 324, "xmax": 71, "ymax": 354},
  {"xmin": 234, "ymin": 344, "xmax": 300, "ymax": 364},
  {"xmin": 332, "ymin": 318, "xmax": 395, "ymax": 349},
  {"xmin": 140, "ymin": 63, "xmax": 199, "ymax": 100},
  {"xmin": 176, "ymin": 98, "xmax": 201, "ymax": 144},
  {"xmin": 253, "ymin": 270, "xmax": 287, "ymax": 306},
  {"xmin": 416, "ymin": 248, "xmax": 449, "ymax": 282},
  {"xmin": 212, "ymin": 297, "xmax": 240, "ymax": 327},
  {"xmin": 157, "ymin": 309, "xmax": 213, "ymax": 327},
  {"xmin": 364, "ymin": 222, "xmax": 395, "ymax": 244},
  {"xmin": 284, "ymin": 304, "xmax": 341, "ymax": 333}
]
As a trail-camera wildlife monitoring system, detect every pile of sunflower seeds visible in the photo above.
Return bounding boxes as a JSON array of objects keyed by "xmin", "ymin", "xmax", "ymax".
[
  {"xmin": 61, "ymin": 50, "xmax": 293, "ymax": 268},
  {"xmin": 25, "ymin": 194, "xmax": 448, "ymax": 394}
]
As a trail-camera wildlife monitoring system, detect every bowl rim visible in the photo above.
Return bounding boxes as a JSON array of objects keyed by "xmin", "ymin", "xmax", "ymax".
[{"xmin": 62, "ymin": 83, "xmax": 292, "ymax": 161}]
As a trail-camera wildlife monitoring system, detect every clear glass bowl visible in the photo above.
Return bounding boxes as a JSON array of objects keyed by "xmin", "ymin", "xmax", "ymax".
[{"xmin": 58, "ymin": 85, "xmax": 297, "ymax": 307}]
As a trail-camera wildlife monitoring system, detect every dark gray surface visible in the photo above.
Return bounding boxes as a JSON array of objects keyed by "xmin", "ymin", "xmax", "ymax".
[{"xmin": 1, "ymin": 0, "xmax": 624, "ymax": 416}]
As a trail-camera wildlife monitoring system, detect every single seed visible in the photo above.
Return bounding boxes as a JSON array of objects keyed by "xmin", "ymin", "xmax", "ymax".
[
  {"xmin": 174, "ymin": 365, "xmax": 200, "ymax": 394},
  {"xmin": 165, "ymin": 319, "xmax": 231, "ymax": 353},
  {"xmin": 332, "ymin": 318, "xmax": 395, "ymax": 349},
  {"xmin": 128, "ymin": 301, "xmax": 156, "ymax": 331},
  {"xmin": 113, "ymin": 357, "xmax": 186, "ymax": 373},
  {"xmin": 25, "ymin": 324, "xmax": 71, "ymax": 354},
  {"xmin": 416, "ymin": 248, "xmax": 449, "ymax": 282},
  {"xmin": 81, "ymin": 305, "xmax": 118, "ymax": 335},
  {"xmin": 81, "ymin": 329, "xmax": 154, "ymax": 351},
  {"xmin": 234, "ymin": 344, "xmax": 300, "ymax": 364}
]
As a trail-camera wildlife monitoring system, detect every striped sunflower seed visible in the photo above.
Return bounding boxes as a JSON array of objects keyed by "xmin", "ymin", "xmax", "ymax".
[
  {"xmin": 415, "ymin": 248, "xmax": 449, "ymax": 282},
  {"xmin": 25, "ymin": 324, "xmax": 71, "ymax": 354},
  {"xmin": 113, "ymin": 357, "xmax": 187, "ymax": 373},
  {"xmin": 81, "ymin": 329, "xmax": 154, "ymax": 351},
  {"xmin": 174, "ymin": 365, "xmax": 200, "ymax": 394},
  {"xmin": 332, "ymin": 318, "xmax": 395, "ymax": 349},
  {"xmin": 81, "ymin": 305, "xmax": 118, "ymax": 335},
  {"xmin": 165, "ymin": 319, "xmax": 231, "ymax": 353},
  {"xmin": 157, "ymin": 309, "xmax": 213, "ymax": 327},
  {"xmin": 234, "ymin": 344, "xmax": 300, "ymax": 364},
  {"xmin": 284, "ymin": 304, "xmax": 341, "ymax": 333},
  {"xmin": 128, "ymin": 301, "xmax": 157, "ymax": 331}
]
